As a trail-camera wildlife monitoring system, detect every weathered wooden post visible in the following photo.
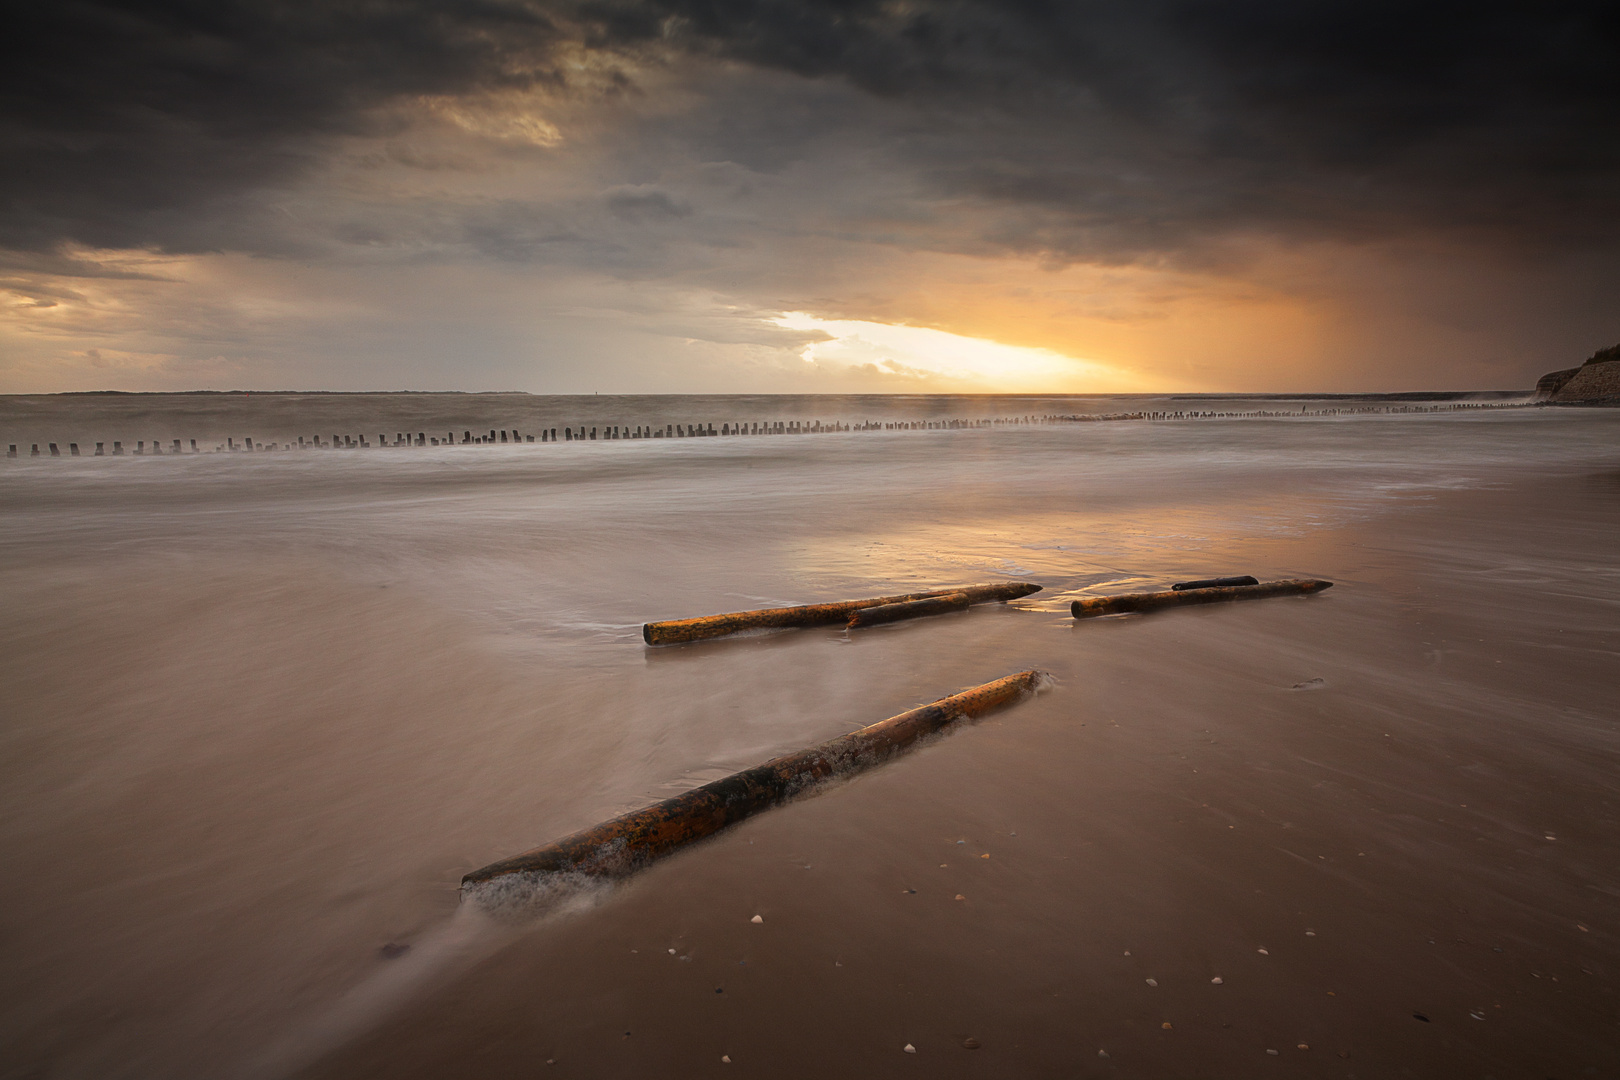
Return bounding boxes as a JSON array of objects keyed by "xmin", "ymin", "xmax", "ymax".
[
  {"xmin": 462, "ymin": 670, "xmax": 1047, "ymax": 889},
  {"xmin": 1071, "ymin": 579, "xmax": 1333, "ymax": 618},
  {"xmin": 645, "ymin": 582, "xmax": 1043, "ymax": 645},
  {"xmin": 1171, "ymin": 575, "xmax": 1259, "ymax": 591},
  {"xmin": 846, "ymin": 592, "xmax": 971, "ymax": 628}
]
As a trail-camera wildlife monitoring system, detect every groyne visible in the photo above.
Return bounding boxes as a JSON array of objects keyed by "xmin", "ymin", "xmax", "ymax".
[{"xmin": 3, "ymin": 400, "xmax": 1529, "ymax": 460}]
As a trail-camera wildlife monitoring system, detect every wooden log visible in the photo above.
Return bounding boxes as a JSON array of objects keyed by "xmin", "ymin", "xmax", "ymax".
[
  {"xmin": 644, "ymin": 581, "xmax": 1042, "ymax": 645},
  {"xmin": 847, "ymin": 592, "xmax": 970, "ymax": 628},
  {"xmin": 1071, "ymin": 578, "xmax": 1332, "ymax": 618},
  {"xmin": 462, "ymin": 669, "xmax": 1046, "ymax": 887},
  {"xmin": 1171, "ymin": 575, "xmax": 1259, "ymax": 591}
]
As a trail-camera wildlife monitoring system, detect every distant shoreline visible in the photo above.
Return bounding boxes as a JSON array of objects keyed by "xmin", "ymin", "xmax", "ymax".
[{"xmin": 29, "ymin": 389, "xmax": 1535, "ymax": 401}]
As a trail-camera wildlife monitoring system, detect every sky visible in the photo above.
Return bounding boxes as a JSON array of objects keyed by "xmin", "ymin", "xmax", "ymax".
[{"xmin": 2, "ymin": 1, "xmax": 1617, "ymax": 394}]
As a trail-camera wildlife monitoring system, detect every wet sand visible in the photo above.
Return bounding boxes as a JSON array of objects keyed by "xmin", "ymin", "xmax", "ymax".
[
  {"xmin": 0, "ymin": 400, "xmax": 1615, "ymax": 1079},
  {"xmin": 295, "ymin": 475, "xmax": 1619, "ymax": 1080}
]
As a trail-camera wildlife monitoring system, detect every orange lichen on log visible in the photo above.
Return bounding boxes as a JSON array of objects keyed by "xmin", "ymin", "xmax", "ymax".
[
  {"xmin": 644, "ymin": 581, "xmax": 1041, "ymax": 644},
  {"xmin": 1071, "ymin": 578, "xmax": 1332, "ymax": 619},
  {"xmin": 461, "ymin": 670, "xmax": 1047, "ymax": 887}
]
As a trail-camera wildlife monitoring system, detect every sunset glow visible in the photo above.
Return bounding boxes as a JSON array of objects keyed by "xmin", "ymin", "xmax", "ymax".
[
  {"xmin": 0, "ymin": 4, "xmax": 1614, "ymax": 392},
  {"xmin": 772, "ymin": 312, "xmax": 1158, "ymax": 393}
]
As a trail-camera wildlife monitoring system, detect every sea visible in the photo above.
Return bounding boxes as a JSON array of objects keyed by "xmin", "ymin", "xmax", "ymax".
[{"xmin": 2, "ymin": 392, "xmax": 1617, "ymax": 1079}]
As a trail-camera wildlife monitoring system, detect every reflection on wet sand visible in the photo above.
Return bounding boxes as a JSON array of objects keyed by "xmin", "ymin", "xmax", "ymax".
[{"xmin": 0, "ymin": 399, "xmax": 1616, "ymax": 1080}]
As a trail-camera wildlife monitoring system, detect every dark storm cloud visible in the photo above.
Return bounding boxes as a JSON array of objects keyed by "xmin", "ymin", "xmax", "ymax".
[
  {"xmin": 4, "ymin": 1, "xmax": 1618, "ymax": 259},
  {"xmin": 620, "ymin": 0, "xmax": 1620, "ymax": 251},
  {"xmin": 0, "ymin": 0, "xmax": 576, "ymax": 252}
]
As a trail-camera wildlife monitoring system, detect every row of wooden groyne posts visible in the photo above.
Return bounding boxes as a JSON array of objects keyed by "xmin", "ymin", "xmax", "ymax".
[
  {"xmin": 461, "ymin": 573, "xmax": 1335, "ymax": 903},
  {"xmin": 4, "ymin": 401, "xmax": 1523, "ymax": 460},
  {"xmin": 3, "ymin": 415, "xmax": 1047, "ymax": 456}
]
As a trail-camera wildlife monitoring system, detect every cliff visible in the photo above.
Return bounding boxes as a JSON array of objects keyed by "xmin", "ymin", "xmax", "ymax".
[{"xmin": 1537, "ymin": 344, "xmax": 1620, "ymax": 403}]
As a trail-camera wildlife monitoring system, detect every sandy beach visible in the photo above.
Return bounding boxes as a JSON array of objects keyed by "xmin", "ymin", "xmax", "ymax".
[{"xmin": 2, "ymin": 395, "xmax": 1616, "ymax": 1079}]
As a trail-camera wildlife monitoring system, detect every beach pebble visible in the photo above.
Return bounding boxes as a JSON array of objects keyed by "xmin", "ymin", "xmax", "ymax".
[
  {"xmin": 1267, "ymin": 1049, "xmax": 1279, "ymax": 1056},
  {"xmin": 751, "ymin": 915, "xmax": 763, "ymax": 924},
  {"xmin": 721, "ymin": 1056, "xmax": 731, "ymax": 1064},
  {"xmin": 1211, "ymin": 977, "xmax": 1223, "ymax": 984},
  {"xmin": 669, "ymin": 948, "xmax": 676, "ymax": 954},
  {"xmin": 904, "ymin": 888, "xmax": 916, "ymax": 894},
  {"xmin": 1305, "ymin": 931, "xmax": 1315, "ymax": 936},
  {"xmin": 1145, "ymin": 978, "xmax": 1158, "ymax": 987},
  {"xmin": 1292, "ymin": 678, "xmax": 1326, "ymax": 690},
  {"xmin": 1297, "ymin": 1044, "xmax": 1309, "ymax": 1051},
  {"xmin": 1097, "ymin": 1050, "xmax": 1110, "ymax": 1058},
  {"xmin": 1161, "ymin": 1022, "xmax": 1172, "ymax": 1030},
  {"xmin": 545, "ymin": 1060, "xmax": 555, "ymax": 1066},
  {"xmin": 955, "ymin": 894, "xmax": 966, "ymax": 901},
  {"xmin": 981, "ymin": 853, "xmax": 991, "ymax": 859},
  {"xmin": 963, "ymin": 1038, "xmax": 981, "ymax": 1049},
  {"xmin": 903, "ymin": 1043, "xmax": 916, "ymax": 1054},
  {"xmin": 1257, "ymin": 948, "xmax": 1268, "ymax": 955}
]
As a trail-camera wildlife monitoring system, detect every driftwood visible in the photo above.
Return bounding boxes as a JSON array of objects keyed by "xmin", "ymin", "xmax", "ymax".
[
  {"xmin": 1071, "ymin": 578, "xmax": 1333, "ymax": 618},
  {"xmin": 847, "ymin": 592, "xmax": 970, "ymax": 628},
  {"xmin": 643, "ymin": 581, "xmax": 1042, "ymax": 644},
  {"xmin": 462, "ymin": 670, "xmax": 1046, "ymax": 887},
  {"xmin": 1171, "ymin": 575, "xmax": 1259, "ymax": 591}
]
